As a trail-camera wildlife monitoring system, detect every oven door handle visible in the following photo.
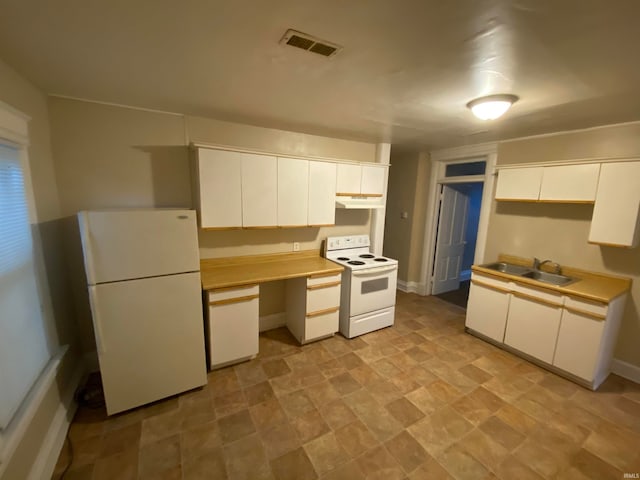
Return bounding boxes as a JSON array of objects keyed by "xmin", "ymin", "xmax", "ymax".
[{"xmin": 352, "ymin": 265, "xmax": 398, "ymax": 277}]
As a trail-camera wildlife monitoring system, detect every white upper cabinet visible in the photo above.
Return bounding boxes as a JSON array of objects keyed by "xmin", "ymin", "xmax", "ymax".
[
  {"xmin": 589, "ymin": 161, "xmax": 640, "ymax": 248},
  {"xmin": 308, "ymin": 161, "xmax": 336, "ymax": 226},
  {"xmin": 337, "ymin": 163, "xmax": 386, "ymax": 197},
  {"xmin": 195, "ymin": 148, "xmax": 243, "ymax": 229},
  {"xmin": 242, "ymin": 153, "xmax": 278, "ymax": 227},
  {"xmin": 539, "ymin": 164, "xmax": 600, "ymax": 202},
  {"xmin": 361, "ymin": 165, "xmax": 386, "ymax": 196},
  {"xmin": 336, "ymin": 164, "xmax": 362, "ymax": 195},
  {"xmin": 495, "ymin": 167, "xmax": 543, "ymax": 201},
  {"xmin": 278, "ymin": 157, "xmax": 309, "ymax": 227}
]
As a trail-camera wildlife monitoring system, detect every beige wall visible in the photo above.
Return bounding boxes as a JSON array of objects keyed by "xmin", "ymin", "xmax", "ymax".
[
  {"xmin": 486, "ymin": 122, "xmax": 640, "ymax": 369},
  {"xmin": 0, "ymin": 60, "xmax": 80, "ymax": 478},
  {"xmin": 498, "ymin": 122, "xmax": 640, "ymax": 165},
  {"xmin": 48, "ymin": 97, "xmax": 377, "ymax": 343},
  {"xmin": 383, "ymin": 149, "xmax": 430, "ymax": 284}
]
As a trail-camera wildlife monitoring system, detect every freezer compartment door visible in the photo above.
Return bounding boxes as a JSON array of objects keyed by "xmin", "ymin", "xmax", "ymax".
[
  {"xmin": 88, "ymin": 272, "xmax": 206, "ymax": 414},
  {"xmin": 79, "ymin": 209, "xmax": 200, "ymax": 284}
]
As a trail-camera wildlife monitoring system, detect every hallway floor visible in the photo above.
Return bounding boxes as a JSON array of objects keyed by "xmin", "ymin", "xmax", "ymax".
[{"xmin": 53, "ymin": 291, "xmax": 640, "ymax": 480}]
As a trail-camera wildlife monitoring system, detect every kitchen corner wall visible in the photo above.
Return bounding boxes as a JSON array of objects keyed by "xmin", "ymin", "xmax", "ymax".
[
  {"xmin": 485, "ymin": 122, "xmax": 640, "ymax": 371},
  {"xmin": 383, "ymin": 149, "xmax": 431, "ymax": 287},
  {"xmin": 47, "ymin": 97, "xmax": 378, "ymax": 351}
]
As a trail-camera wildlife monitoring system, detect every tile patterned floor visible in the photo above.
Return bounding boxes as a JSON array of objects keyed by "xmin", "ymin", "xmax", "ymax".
[{"xmin": 53, "ymin": 291, "xmax": 640, "ymax": 480}]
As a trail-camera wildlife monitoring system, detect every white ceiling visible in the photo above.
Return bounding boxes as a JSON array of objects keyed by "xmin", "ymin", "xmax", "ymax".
[{"xmin": 1, "ymin": 0, "xmax": 639, "ymax": 149}]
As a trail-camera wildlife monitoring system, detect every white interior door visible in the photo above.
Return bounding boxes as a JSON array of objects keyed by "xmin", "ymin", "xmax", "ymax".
[{"xmin": 432, "ymin": 185, "xmax": 469, "ymax": 295}]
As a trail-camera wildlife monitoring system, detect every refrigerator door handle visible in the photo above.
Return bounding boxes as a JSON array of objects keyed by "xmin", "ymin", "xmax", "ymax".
[
  {"xmin": 78, "ymin": 212, "xmax": 97, "ymax": 285},
  {"xmin": 88, "ymin": 285, "xmax": 106, "ymax": 354}
]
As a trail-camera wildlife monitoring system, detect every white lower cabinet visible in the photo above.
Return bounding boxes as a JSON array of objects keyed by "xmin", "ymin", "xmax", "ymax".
[
  {"xmin": 504, "ymin": 289, "xmax": 563, "ymax": 364},
  {"xmin": 466, "ymin": 271, "xmax": 628, "ymax": 389},
  {"xmin": 553, "ymin": 308, "xmax": 604, "ymax": 381},
  {"xmin": 551, "ymin": 295, "xmax": 625, "ymax": 388},
  {"xmin": 465, "ymin": 275, "xmax": 510, "ymax": 342},
  {"xmin": 207, "ymin": 285, "xmax": 259, "ymax": 368},
  {"xmin": 286, "ymin": 273, "xmax": 340, "ymax": 344}
]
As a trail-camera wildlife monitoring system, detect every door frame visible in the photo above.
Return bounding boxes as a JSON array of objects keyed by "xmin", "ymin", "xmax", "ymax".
[{"xmin": 420, "ymin": 143, "xmax": 497, "ymax": 296}]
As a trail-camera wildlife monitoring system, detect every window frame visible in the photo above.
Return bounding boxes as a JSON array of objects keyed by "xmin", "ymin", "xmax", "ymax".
[{"xmin": 0, "ymin": 100, "xmax": 61, "ymax": 472}]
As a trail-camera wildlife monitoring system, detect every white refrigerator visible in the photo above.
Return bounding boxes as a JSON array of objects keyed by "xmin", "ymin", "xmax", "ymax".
[{"xmin": 78, "ymin": 209, "xmax": 207, "ymax": 415}]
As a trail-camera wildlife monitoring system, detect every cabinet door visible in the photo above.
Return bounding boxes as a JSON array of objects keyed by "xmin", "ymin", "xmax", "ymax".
[
  {"xmin": 504, "ymin": 292, "xmax": 562, "ymax": 363},
  {"xmin": 278, "ymin": 157, "xmax": 309, "ymax": 226},
  {"xmin": 495, "ymin": 167, "xmax": 543, "ymax": 201},
  {"xmin": 308, "ymin": 161, "xmax": 336, "ymax": 226},
  {"xmin": 553, "ymin": 308, "xmax": 605, "ymax": 381},
  {"xmin": 336, "ymin": 164, "xmax": 362, "ymax": 195},
  {"xmin": 465, "ymin": 278, "xmax": 510, "ymax": 342},
  {"xmin": 361, "ymin": 165, "xmax": 385, "ymax": 196},
  {"xmin": 197, "ymin": 149, "xmax": 242, "ymax": 228},
  {"xmin": 242, "ymin": 154, "xmax": 278, "ymax": 227},
  {"xmin": 539, "ymin": 164, "xmax": 600, "ymax": 202},
  {"xmin": 589, "ymin": 162, "xmax": 640, "ymax": 247},
  {"xmin": 208, "ymin": 287, "xmax": 259, "ymax": 368}
]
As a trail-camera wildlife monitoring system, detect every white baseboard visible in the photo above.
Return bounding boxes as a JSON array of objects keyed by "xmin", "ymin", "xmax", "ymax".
[
  {"xmin": 397, "ymin": 280, "xmax": 424, "ymax": 295},
  {"xmin": 28, "ymin": 361, "xmax": 84, "ymax": 480},
  {"xmin": 611, "ymin": 358, "xmax": 640, "ymax": 384},
  {"xmin": 259, "ymin": 313, "xmax": 287, "ymax": 332},
  {"xmin": 83, "ymin": 351, "xmax": 99, "ymax": 373}
]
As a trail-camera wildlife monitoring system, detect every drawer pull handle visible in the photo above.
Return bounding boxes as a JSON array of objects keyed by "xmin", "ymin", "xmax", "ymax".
[
  {"xmin": 512, "ymin": 291, "xmax": 563, "ymax": 308},
  {"xmin": 307, "ymin": 281, "xmax": 341, "ymax": 290},
  {"xmin": 211, "ymin": 284, "xmax": 258, "ymax": 294},
  {"xmin": 471, "ymin": 279, "xmax": 511, "ymax": 294},
  {"xmin": 307, "ymin": 306, "xmax": 339, "ymax": 318},
  {"xmin": 309, "ymin": 272, "xmax": 340, "ymax": 280},
  {"xmin": 210, "ymin": 294, "xmax": 259, "ymax": 306},
  {"xmin": 565, "ymin": 306, "xmax": 606, "ymax": 321}
]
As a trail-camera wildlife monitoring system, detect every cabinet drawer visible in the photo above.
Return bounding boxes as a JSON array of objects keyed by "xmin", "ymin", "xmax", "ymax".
[
  {"xmin": 305, "ymin": 308, "xmax": 339, "ymax": 342},
  {"xmin": 511, "ymin": 282, "xmax": 564, "ymax": 307},
  {"xmin": 470, "ymin": 272, "xmax": 511, "ymax": 292},
  {"xmin": 307, "ymin": 272, "xmax": 342, "ymax": 287},
  {"xmin": 208, "ymin": 284, "xmax": 259, "ymax": 303},
  {"xmin": 307, "ymin": 283, "xmax": 340, "ymax": 312},
  {"xmin": 564, "ymin": 296, "xmax": 608, "ymax": 319}
]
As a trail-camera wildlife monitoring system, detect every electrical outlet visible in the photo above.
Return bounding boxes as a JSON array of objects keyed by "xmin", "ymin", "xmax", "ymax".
[{"xmin": 293, "ymin": 242, "xmax": 300, "ymax": 252}]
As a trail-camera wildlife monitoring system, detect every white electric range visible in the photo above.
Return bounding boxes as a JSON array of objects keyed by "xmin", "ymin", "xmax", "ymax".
[{"xmin": 324, "ymin": 235, "xmax": 398, "ymax": 338}]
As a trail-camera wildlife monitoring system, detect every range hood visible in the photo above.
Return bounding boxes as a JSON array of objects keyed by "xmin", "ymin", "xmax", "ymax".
[{"xmin": 335, "ymin": 196, "xmax": 385, "ymax": 209}]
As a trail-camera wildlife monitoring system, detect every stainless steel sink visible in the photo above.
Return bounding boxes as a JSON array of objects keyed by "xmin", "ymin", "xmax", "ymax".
[
  {"xmin": 480, "ymin": 262, "xmax": 578, "ymax": 286},
  {"xmin": 520, "ymin": 270, "xmax": 577, "ymax": 286},
  {"xmin": 482, "ymin": 262, "xmax": 534, "ymax": 276}
]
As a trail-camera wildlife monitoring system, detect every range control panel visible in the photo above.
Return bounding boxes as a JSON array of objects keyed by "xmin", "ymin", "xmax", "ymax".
[{"xmin": 325, "ymin": 235, "xmax": 370, "ymax": 253}]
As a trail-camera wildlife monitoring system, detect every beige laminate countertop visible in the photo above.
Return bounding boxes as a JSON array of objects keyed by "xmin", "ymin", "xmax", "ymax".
[
  {"xmin": 472, "ymin": 254, "xmax": 632, "ymax": 304},
  {"xmin": 200, "ymin": 250, "xmax": 344, "ymax": 290}
]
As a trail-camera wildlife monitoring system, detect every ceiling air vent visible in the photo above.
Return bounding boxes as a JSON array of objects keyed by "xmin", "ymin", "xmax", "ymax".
[{"xmin": 280, "ymin": 29, "xmax": 342, "ymax": 58}]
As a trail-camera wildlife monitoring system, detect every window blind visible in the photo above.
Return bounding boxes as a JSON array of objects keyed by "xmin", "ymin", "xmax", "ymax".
[{"xmin": 0, "ymin": 143, "xmax": 50, "ymax": 430}]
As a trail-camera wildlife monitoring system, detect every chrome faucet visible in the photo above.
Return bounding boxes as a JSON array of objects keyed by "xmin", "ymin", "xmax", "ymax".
[{"xmin": 533, "ymin": 257, "xmax": 562, "ymax": 274}]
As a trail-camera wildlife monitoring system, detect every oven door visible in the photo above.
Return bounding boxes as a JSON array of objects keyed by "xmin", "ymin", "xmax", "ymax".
[{"xmin": 349, "ymin": 265, "xmax": 398, "ymax": 317}]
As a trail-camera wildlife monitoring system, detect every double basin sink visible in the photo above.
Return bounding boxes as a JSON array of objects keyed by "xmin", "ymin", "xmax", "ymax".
[{"xmin": 481, "ymin": 262, "xmax": 578, "ymax": 287}]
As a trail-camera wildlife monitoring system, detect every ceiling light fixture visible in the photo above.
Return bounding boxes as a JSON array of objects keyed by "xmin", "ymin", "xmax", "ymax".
[{"xmin": 467, "ymin": 94, "xmax": 519, "ymax": 120}]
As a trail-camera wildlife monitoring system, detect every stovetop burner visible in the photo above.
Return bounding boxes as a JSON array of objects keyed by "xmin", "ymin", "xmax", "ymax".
[
  {"xmin": 347, "ymin": 260, "xmax": 365, "ymax": 265},
  {"xmin": 337, "ymin": 257, "xmax": 350, "ymax": 261},
  {"xmin": 374, "ymin": 258, "xmax": 388, "ymax": 262},
  {"xmin": 359, "ymin": 254, "xmax": 375, "ymax": 259}
]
